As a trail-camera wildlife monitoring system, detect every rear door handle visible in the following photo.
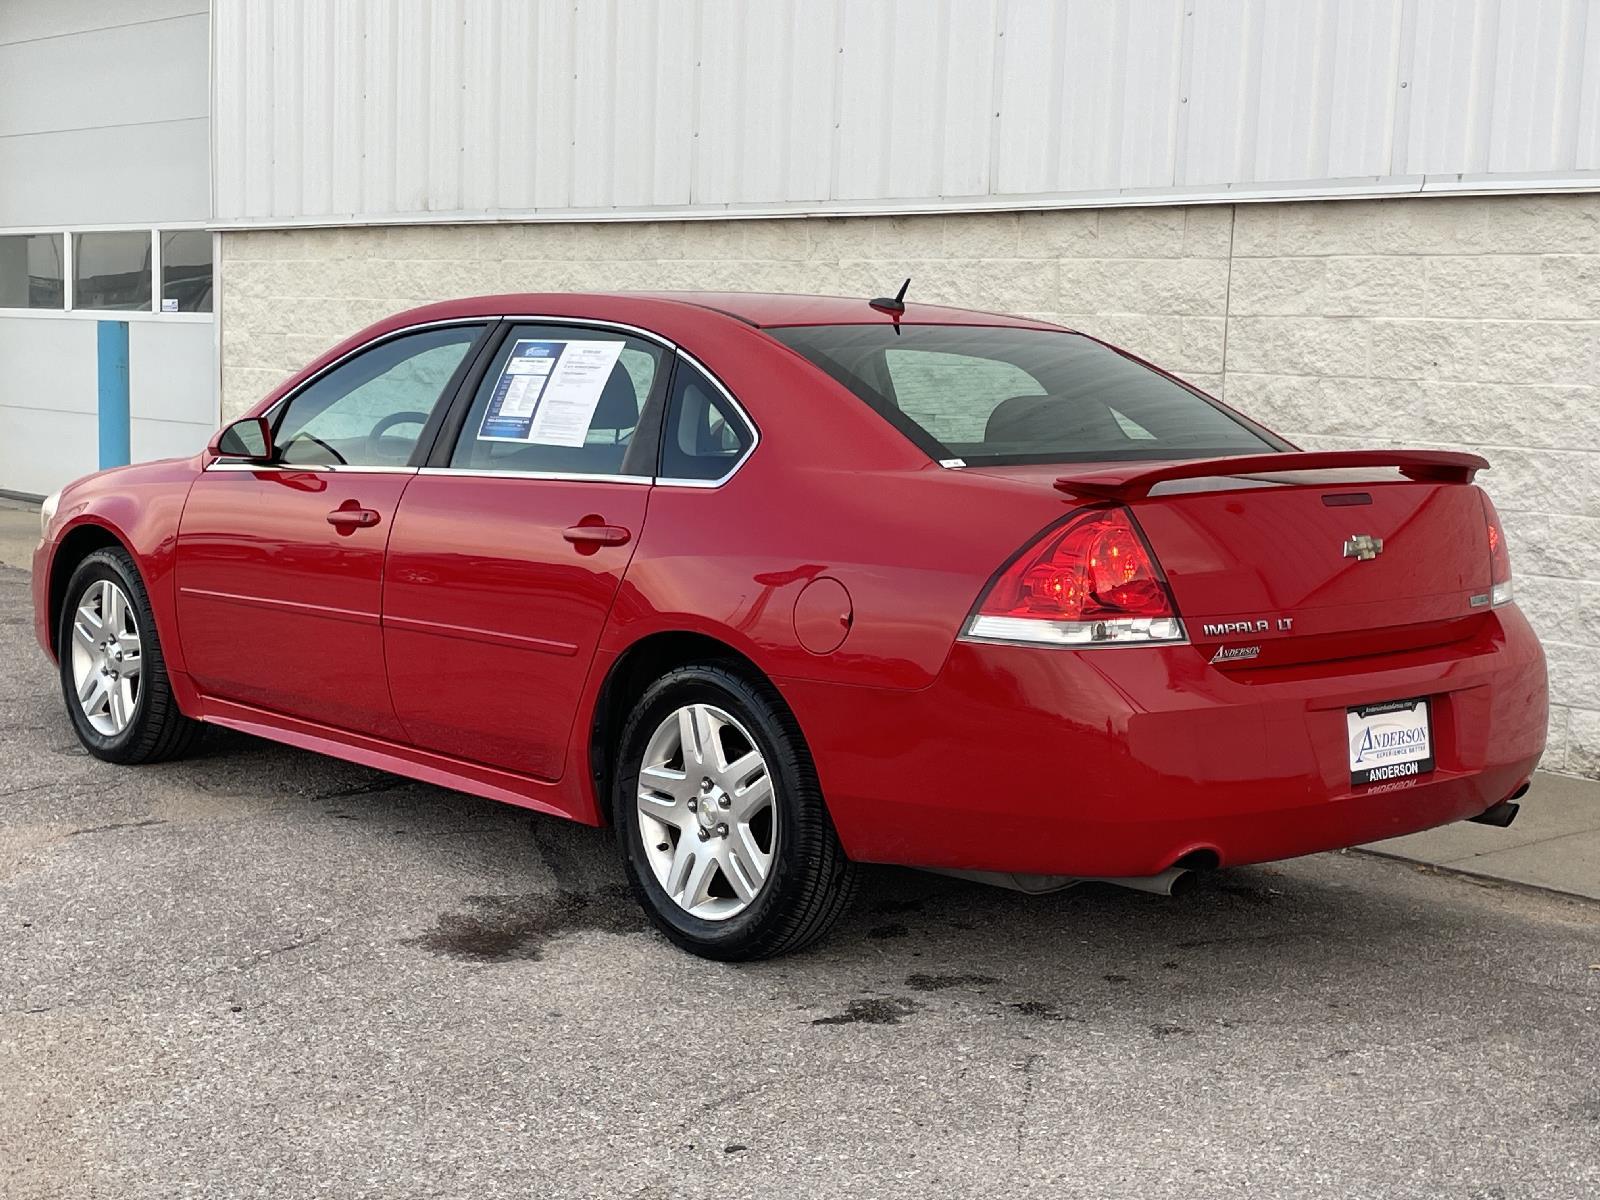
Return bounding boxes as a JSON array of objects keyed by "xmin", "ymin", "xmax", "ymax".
[
  {"xmin": 327, "ymin": 507, "xmax": 381, "ymax": 530},
  {"xmin": 563, "ymin": 523, "xmax": 631, "ymax": 547}
]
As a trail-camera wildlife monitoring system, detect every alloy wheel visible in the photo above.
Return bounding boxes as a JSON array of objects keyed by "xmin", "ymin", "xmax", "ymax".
[
  {"xmin": 636, "ymin": 702, "xmax": 777, "ymax": 920},
  {"xmin": 69, "ymin": 579, "xmax": 142, "ymax": 736}
]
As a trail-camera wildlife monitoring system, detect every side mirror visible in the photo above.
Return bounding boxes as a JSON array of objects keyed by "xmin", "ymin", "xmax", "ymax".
[{"xmin": 211, "ymin": 416, "xmax": 274, "ymax": 462}]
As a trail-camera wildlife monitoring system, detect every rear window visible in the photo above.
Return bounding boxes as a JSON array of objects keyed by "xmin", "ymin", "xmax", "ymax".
[{"xmin": 768, "ymin": 324, "xmax": 1284, "ymax": 465}]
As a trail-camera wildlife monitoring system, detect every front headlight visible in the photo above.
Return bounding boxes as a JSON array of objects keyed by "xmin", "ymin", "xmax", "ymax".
[{"xmin": 40, "ymin": 490, "xmax": 60, "ymax": 538}]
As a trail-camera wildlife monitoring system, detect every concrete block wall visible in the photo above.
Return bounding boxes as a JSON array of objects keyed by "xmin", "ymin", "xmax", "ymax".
[{"xmin": 218, "ymin": 194, "xmax": 1600, "ymax": 777}]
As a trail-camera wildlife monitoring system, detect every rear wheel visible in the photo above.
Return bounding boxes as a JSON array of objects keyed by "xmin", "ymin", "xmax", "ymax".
[
  {"xmin": 58, "ymin": 548, "xmax": 202, "ymax": 764},
  {"xmin": 614, "ymin": 664, "xmax": 857, "ymax": 960}
]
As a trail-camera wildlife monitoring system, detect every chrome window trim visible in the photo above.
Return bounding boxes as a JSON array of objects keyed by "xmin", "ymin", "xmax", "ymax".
[
  {"xmin": 205, "ymin": 461, "xmax": 419, "ymax": 474},
  {"xmin": 417, "ymin": 467, "xmax": 653, "ymax": 486},
  {"xmin": 652, "ymin": 347, "xmax": 760, "ymax": 489},
  {"xmin": 218, "ymin": 313, "xmax": 759, "ymax": 489},
  {"xmin": 494, "ymin": 314, "xmax": 679, "ymax": 352}
]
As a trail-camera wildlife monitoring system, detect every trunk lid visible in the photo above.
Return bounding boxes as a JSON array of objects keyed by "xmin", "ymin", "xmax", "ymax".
[{"xmin": 966, "ymin": 456, "xmax": 1494, "ymax": 669}]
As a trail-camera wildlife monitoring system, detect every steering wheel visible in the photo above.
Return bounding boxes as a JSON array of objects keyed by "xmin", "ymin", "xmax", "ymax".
[
  {"xmin": 367, "ymin": 410, "xmax": 431, "ymax": 459},
  {"xmin": 279, "ymin": 431, "xmax": 348, "ymax": 466}
]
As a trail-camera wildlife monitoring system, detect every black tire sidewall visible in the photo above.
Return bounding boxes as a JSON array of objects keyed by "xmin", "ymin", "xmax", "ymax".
[
  {"xmin": 614, "ymin": 666, "xmax": 819, "ymax": 959},
  {"xmin": 58, "ymin": 549, "xmax": 157, "ymax": 761}
]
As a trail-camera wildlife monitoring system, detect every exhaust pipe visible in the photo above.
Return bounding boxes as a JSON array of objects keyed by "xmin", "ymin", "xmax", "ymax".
[
  {"xmin": 1469, "ymin": 782, "xmax": 1530, "ymax": 828},
  {"xmin": 1082, "ymin": 868, "xmax": 1196, "ymax": 897},
  {"xmin": 1469, "ymin": 801, "xmax": 1521, "ymax": 828}
]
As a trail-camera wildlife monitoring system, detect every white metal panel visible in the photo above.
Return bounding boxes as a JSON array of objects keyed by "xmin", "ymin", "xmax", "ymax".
[
  {"xmin": 129, "ymin": 321, "xmax": 216, "ymax": 426},
  {"xmin": 0, "ymin": 316, "xmax": 99, "ymax": 496},
  {"xmin": 212, "ymin": 0, "xmax": 1600, "ymax": 226},
  {"xmin": 0, "ymin": 0, "xmax": 204, "ymax": 46},
  {"xmin": 0, "ymin": 121, "xmax": 210, "ymax": 228},
  {"xmin": 0, "ymin": 406, "xmax": 99, "ymax": 497},
  {"xmin": 1487, "ymin": 0, "xmax": 1591, "ymax": 174},
  {"xmin": 0, "ymin": 10, "xmax": 209, "ymax": 229},
  {"xmin": 0, "ymin": 15, "xmax": 208, "ymax": 138},
  {"xmin": 130, "ymin": 417, "xmax": 212, "ymax": 464}
]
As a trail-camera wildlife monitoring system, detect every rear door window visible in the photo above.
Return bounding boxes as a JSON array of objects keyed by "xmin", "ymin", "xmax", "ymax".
[{"xmin": 450, "ymin": 325, "xmax": 665, "ymax": 477}]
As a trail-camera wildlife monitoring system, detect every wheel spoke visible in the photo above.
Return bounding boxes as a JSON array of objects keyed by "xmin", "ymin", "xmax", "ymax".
[
  {"xmin": 676, "ymin": 706, "xmax": 704, "ymax": 769},
  {"xmin": 638, "ymin": 768, "xmax": 691, "ymax": 829},
  {"xmin": 663, "ymin": 837, "xmax": 697, "ymax": 897},
  {"xmin": 694, "ymin": 705, "xmax": 724, "ymax": 771},
  {"xmin": 76, "ymin": 669, "xmax": 102, "ymax": 705},
  {"xmin": 107, "ymin": 681, "xmax": 129, "ymax": 729},
  {"xmin": 640, "ymin": 763, "xmax": 690, "ymax": 800},
  {"xmin": 679, "ymin": 848, "xmax": 719, "ymax": 911},
  {"xmin": 72, "ymin": 609, "xmax": 102, "ymax": 649},
  {"xmin": 720, "ymin": 749, "xmax": 763, "ymax": 791},
  {"xmin": 723, "ymin": 832, "xmax": 767, "ymax": 902},
  {"xmin": 728, "ymin": 772, "xmax": 773, "ymax": 822}
]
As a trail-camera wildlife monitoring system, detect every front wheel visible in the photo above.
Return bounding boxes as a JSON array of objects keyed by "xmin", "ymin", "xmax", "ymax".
[
  {"xmin": 58, "ymin": 547, "xmax": 202, "ymax": 764},
  {"xmin": 614, "ymin": 664, "xmax": 857, "ymax": 960}
]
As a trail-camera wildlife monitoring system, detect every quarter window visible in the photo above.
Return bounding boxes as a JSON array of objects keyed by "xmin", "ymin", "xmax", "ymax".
[
  {"xmin": 273, "ymin": 325, "xmax": 482, "ymax": 467},
  {"xmin": 659, "ymin": 359, "xmax": 754, "ymax": 482},
  {"xmin": 450, "ymin": 325, "xmax": 664, "ymax": 477}
]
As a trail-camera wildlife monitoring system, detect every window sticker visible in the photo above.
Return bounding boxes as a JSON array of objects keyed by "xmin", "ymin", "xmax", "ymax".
[{"xmin": 477, "ymin": 338, "xmax": 626, "ymax": 446}]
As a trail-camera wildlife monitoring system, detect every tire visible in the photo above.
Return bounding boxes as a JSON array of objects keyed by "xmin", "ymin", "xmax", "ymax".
[
  {"xmin": 57, "ymin": 547, "xmax": 203, "ymax": 765},
  {"xmin": 613, "ymin": 663, "xmax": 857, "ymax": 960}
]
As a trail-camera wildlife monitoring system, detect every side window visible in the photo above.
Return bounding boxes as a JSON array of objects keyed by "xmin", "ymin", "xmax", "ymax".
[
  {"xmin": 884, "ymin": 348, "xmax": 1045, "ymax": 444},
  {"xmin": 450, "ymin": 325, "xmax": 664, "ymax": 476},
  {"xmin": 274, "ymin": 325, "xmax": 481, "ymax": 467},
  {"xmin": 659, "ymin": 359, "xmax": 754, "ymax": 482}
]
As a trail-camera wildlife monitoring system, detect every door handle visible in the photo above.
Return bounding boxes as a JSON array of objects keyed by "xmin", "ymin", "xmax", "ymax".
[
  {"xmin": 327, "ymin": 507, "xmax": 381, "ymax": 531},
  {"xmin": 562, "ymin": 523, "xmax": 631, "ymax": 547}
]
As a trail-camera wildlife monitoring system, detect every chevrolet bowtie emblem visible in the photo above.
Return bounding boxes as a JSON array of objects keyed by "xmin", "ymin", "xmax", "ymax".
[{"xmin": 1343, "ymin": 534, "xmax": 1384, "ymax": 561}]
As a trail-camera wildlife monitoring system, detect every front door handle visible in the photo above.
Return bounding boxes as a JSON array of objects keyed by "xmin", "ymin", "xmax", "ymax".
[
  {"xmin": 327, "ymin": 506, "xmax": 381, "ymax": 531},
  {"xmin": 563, "ymin": 523, "xmax": 631, "ymax": 547}
]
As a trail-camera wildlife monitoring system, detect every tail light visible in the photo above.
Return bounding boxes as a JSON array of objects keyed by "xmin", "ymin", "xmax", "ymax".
[
  {"xmin": 962, "ymin": 507, "xmax": 1185, "ymax": 647},
  {"xmin": 1482, "ymin": 492, "xmax": 1513, "ymax": 606}
]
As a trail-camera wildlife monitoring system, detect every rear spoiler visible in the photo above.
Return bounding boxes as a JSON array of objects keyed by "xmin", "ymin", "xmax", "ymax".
[{"xmin": 1054, "ymin": 450, "xmax": 1489, "ymax": 502}]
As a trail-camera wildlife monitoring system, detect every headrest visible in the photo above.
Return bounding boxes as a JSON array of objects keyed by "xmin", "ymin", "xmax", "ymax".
[
  {"xmin": 984, "ymin": 393, "xmax": 1127, "ymax": 447},
  {"xmin": 591, "ymin": 368, "xmax": 640, "ymax": 431}
]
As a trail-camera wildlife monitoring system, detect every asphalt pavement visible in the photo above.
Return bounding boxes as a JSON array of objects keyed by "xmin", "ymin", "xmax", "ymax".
[{"xmin": 2, "ymin": 562, "xmax": 1599, "ymax": 1199}]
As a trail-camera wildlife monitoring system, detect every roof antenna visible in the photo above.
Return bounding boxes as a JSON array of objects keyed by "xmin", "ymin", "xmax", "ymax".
[{"xmin": 869, "ymin": 278, "xmax": 911, "ymax": 316}]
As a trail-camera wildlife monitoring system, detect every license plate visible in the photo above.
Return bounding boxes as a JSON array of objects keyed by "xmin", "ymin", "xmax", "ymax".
[{"xmin": 1347, "ymin": 698, "xmax": 1434, "ymax": 786}]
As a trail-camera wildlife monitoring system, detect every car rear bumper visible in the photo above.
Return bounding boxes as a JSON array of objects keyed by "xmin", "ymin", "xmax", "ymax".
[{"xmin": 780, "ymin": 606, "xmax": 1547, "ymax": 878}]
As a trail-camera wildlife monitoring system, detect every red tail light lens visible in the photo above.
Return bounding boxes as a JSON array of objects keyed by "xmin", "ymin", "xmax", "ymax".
[
  {"xmin": 1482, "ymin": 492, "xmax": 1513, "ymax": 606},
  {"xmin": 964, "ymin": 507, "xmax": 1185, "ymax": 646}
]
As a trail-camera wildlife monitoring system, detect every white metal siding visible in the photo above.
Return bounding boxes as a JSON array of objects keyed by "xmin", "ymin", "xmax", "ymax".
[
  {"xmin": 0, "ymin": 4, "xmax": 210, "ymax": 227},
  {"xmin": 213, "ymin": 0, "xmax": 1600, "ymax": 227}
]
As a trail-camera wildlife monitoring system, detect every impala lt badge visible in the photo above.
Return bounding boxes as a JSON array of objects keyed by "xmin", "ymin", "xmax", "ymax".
[
  {"xmin": 1344, "ymin": 534, "xmax": 1384, "ymax": 561},
  {"xmin": 1201, "ymin": 617, "xmax": 1294, "ymax": 637}
]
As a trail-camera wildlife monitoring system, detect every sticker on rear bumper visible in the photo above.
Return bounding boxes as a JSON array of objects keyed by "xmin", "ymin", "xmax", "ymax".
[{"xmin": 1347, "ymin": 698, "xmax": 1434, "ymax": 786}]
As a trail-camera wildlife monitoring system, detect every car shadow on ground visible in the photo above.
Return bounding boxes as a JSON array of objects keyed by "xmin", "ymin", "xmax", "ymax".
[{"xmin": 136, "ymin": 726, "xmax": 1518, "ymax": 1035}]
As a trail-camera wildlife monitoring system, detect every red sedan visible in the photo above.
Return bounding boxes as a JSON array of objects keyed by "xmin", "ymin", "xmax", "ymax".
[{"xmin": 32, "ymin": 292, "xmax": 1547, "ymax": 959}]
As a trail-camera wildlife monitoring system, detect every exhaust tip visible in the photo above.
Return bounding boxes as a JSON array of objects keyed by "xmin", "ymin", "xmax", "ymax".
[
  {"xmin": 1084, "ymin": 867, "xmax": 1195, "ymax": 897},
  {"xmin": 1468, "ymin": 800, "xmax": 1521, "ymax": 828}
]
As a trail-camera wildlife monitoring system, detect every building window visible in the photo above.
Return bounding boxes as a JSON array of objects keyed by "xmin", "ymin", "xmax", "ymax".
[
  {"xmin": 161, "ymin": 230, "xmax": 212, "ymax": 313},
  {"xmin": 0, "ymin": 233, "xmax": 65, "ymax": 309},
  {"xmin": 73, "ymin": 231, "xmax": 153, "ymax": 312}
]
